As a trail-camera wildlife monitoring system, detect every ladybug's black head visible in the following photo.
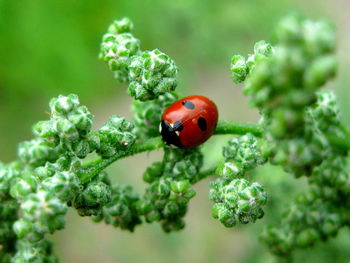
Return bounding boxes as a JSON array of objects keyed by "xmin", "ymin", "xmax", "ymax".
[{"xmin": 160, "ymin": 120, "xmax": 183, "ymax": 148}]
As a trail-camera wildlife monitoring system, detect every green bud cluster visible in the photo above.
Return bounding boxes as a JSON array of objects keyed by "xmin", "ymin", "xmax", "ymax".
[
  {"xmin": 10, "ymin": 173, "xmax": 39, "ymax": 200},
  {"xmin": 93, "ymin": 184, "xmax": 141, "ymax": 232},
  {"xmin": 229, "ymin": 15, "xmax": 348, "ymax": 257},
  {"xmin": 216, "ymin": 133, "xmax": 266, "ymax": 179},
  {"xmin": 10, "ymin": 159, "xmax": 74, "ymax": 247},
  {"xmin": 15, "ymin": 190, "xmax": 67, "ymax": 242},
  {"xmin": 233, "ymin": 15, "xmax": 337, "ymax": 177},
  {"xmin": 99, "ymin": 17, "xmax": 140, "ymax": 82},
  {"xmin": 18, "ymin": 139, "xmax": 58, "ymax": 167},
  {"xmin": 138, "ymin": 178, "xmax": 195, "ymax": 232},
  {"xmin": 1, "ymin": 93, "xmax": 140, "ymax": 261},
  {"xmin": 33, "ymin": 94, "xmax": 136, "ymax": 161},
  {"xmin": 0, "ymin": 163, "xmax": 20, "ymax": 201},
  {"xmin": 100, "ymin": 18, "xmax": 178, "ymax": 101},
  {"xmin": 162, "ymin": 147, "xmax": 203, "ymax": 181},
  {"xmin": 98, "ymin": 18, "xmax": 200, "ymax": 235},
  {"xmin": 306, "ymin": 90, "xmax": 342, "ymax": 137},
  {"xmin": 74, "ymin": 173, "xmax": 112, "ymax": 217},
  {"xmin": 138, "ymin": 147, "xmax": 202, "ymax": 232},
  {"xmin": 261, "ymin": 161, "xmax": 348, "ymax": 259},
  {"xmin": 310, "ymin": 156, "xmax": 350, "ymax": 197},
  {"xmin": 261, "ymin": 191, "xmax": 345, "ymax": 256},
  {"xmin": 210, "ymin": 179, "xmax": 267, "ymax": 227},
  {"xmin": 258, "ymin": 56, "xmax": 348, "ymax": 257},
  {"xmin": 0, "ymin": 163, "xmax": 18, "ymax": 261},
  {"xmin": 127, "ymin": 49, "xmax": 178, "ymax": 101},
  {"xmin": 96, "ymin": 115, "xmax": 136, "ymax": 158},
  {"xmin": 107, "ymin": 17, "xmax": 134, "ymax": 34},
  {"xmin": 132, "ymin": 92, "xmax": 178, "ymax": 139},
  {"xmin": 41, "ymin": 171, "xmax": 80, "ymax": 202},
  {"xmin": 32, "ymin": 94, "xmax": 94, "ymax": 159},
  {"xmin": 231, "ymin": 40, "xmax": 275, "ymax": 83},
  {"xmin": 211, "ymin": 134, "xmax": 267, "ymax": 227},
  {"xmin": 11, "ymin": 239, "xmax": 58, "ymax": 263}
]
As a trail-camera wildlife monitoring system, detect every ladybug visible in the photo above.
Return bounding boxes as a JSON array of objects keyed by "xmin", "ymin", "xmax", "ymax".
[{"xmin": 160, "ymin": 95, "xmax": 218, "ymax": 148}]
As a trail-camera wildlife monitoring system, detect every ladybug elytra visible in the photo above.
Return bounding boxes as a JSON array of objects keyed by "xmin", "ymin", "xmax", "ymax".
[{"xmin": 160, "ymin": 95, "xmax": 218, "ymax": 148}]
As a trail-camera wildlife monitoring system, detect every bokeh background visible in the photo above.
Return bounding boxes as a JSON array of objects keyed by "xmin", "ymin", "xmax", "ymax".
[{"xmin": 1, "ymin": 0, "xmax": 350, "ymax": 262}]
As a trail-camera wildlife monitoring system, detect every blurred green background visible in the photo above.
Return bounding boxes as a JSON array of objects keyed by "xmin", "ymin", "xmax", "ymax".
[{"xmin": 1, "ymin": 0, "xmax": 350, "ymax": 262}]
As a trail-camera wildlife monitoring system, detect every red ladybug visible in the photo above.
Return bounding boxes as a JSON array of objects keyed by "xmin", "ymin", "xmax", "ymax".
[{"xmin": 160, "ymin": 95, "xmax": 218, "ymax": 148}]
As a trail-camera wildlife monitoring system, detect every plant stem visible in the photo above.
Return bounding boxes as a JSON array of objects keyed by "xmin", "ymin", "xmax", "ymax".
[
  {"xmin": 80, "ymin": 137, "xmax": 164, "ymax": 183},
  {"xmin": 81, "ymin": 120, "xmax": 262, "ymax": 183},
  {"xmin": 214, "ymin": 120, "xmax": 263, "ymax": 137}
]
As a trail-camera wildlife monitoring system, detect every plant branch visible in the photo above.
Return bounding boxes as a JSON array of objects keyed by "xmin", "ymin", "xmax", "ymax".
[
  {"xmin": 80, "ymin": 120, "xmax": 262, "ymax": 183},
  {"xmin": 214, "ymin": 120, "xmax": 263, "ymax": 137},
  {"xmin": 80, "ymin": 137, "xmax": 165, "ymax": 183}
]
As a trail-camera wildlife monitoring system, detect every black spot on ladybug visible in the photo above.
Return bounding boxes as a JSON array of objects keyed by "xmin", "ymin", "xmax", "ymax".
[
  {"xmin": 197, "ymin": 117, "xmax": 207, "ymax": 131},
  {"xmin": 181, "ymin": 101, "xmax": 195, "ymax": 110},
  {"xmin": 174, "ymin": 121, "xmax": 184, "ymax": 131},
  {"xmin": 160, "ymin": 120, "xmax": 182, "ymax": 147}
]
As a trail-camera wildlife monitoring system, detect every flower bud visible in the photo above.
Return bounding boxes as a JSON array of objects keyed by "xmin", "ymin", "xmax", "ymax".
[
  {"xmin": 41, "ymin": 171, "xmax": 80, "ymax": 202},
  {"xmin": 49, "ymin": 94, "xmax": 79, "ymax": 116},
  {"xmin": 100, "ymin": 31, "xmax": 140, "ymax": 83},
  {"xmin": 72, "ymin": 139, "xmax": 91, "ymax": 159},
  {"xmin": 304, "ymin": 55, "xmax": 337, "ymax": 89},
  {"xmin": 75, "ymin": 182, "xmax": 111, "ymax": 208},
  {"xmin": 10, "ymin": 174, "xmax": 38, "ymax": 200},
  {"xmin": 13, "ymin": 219, "xmax": 32, "ymax": 239},
  {"xmin": 54, "ymin": 118, "xmax": 79, "ymax": 143},
  {"xmin": 128, "ymin": 49, "xmax": 178, "ymax": 101},
  {"xmin": 254, "ymin": 40, "xmax": 275, "ymax": 57},
  {"xmin": 216, "ymin": 161, "xmax": 243, "ymax": 179},
  {"xmin": 230, "ymin": 55, "xmax": 248, "ymax": 83},
  {"xmin": 143, "ymin": 162, "xmax": 163, "ymax": 183},
  {"xmin": 0, "ymin": 165, "xmax": 18, "ymax": 199},
  {"xmin": 33, "ymin": 120, "xmax": 58, "ymax": 142},
  {"xmin": 18, "ymin": 139, "xmax": 58, "ymax": 167},
  {"xmin": 68, "ymin": 106, "xmax": 94, "ymax": 134},
  {"xmin": 108, "ymin": 17, "xmax": 134, "ymax": 34},
  {"xmin": 295, "ymin": 228, "xmax": 319, "ymax": 248},
  {"xmin": 212, "ymin": 203, "xmax": 236, "ymax": 228}
]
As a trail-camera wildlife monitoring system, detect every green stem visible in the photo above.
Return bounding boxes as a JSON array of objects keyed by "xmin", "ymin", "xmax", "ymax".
[
  {"xmin": 80, "ymin": 137, "xmax": 164, "ymax": 183},
  {"xmin": 214, "ymin": 120, "xmax": 263, "ymax": 137},
  {"xmin": 80, "ymin": 120, "xmax": 262, "ymax": 183}
]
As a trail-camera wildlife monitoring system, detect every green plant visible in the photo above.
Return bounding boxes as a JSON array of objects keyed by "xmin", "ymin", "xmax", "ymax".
[{"xmin": 0, "ymin": 14, "xmax": 348, "ymax": 262}]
